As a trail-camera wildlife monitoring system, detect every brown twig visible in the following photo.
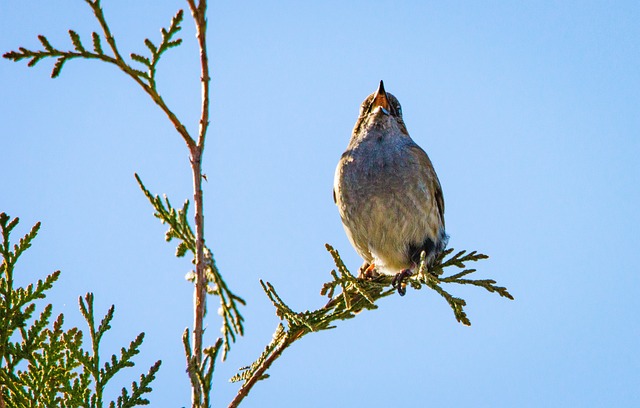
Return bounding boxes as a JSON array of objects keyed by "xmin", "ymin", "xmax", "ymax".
[
  {"xmin": 188, "ymin": 0, "xmax": 211, "ymax": 149},
  {"xmin": 186, "ymin": 1, "xmax": 210, "ymax": 406}
]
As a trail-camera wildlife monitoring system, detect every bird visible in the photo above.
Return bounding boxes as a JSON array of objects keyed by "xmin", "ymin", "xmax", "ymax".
[{"xmin": 333, "ymin": 81, "xmax": 448, "ymax": 295}]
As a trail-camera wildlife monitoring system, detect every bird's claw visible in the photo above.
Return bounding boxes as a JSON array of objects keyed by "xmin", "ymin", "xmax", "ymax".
[
  {"xmin": 392, "ymin": 269, "xmax": 413, "ymax": 296},
  {"xmin": 358, "ymin": 263, "xmax": 379, "ymax": 280}
]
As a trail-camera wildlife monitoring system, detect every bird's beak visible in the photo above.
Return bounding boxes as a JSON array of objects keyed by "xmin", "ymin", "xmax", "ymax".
[{"xmin": 371, "ymin": 80, "xmax": 390, "ymax": 114}]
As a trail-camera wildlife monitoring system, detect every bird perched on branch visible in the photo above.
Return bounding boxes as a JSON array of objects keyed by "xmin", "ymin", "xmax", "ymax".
[{"xmin": 333, "ymin": 81, "xmax": 448, "ymax": 295}]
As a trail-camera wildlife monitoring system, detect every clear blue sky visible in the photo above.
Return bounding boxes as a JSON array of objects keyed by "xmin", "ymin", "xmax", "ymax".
[{"xmin": 2, "ymin": 1, "xmax": 639, "ymax": 407}]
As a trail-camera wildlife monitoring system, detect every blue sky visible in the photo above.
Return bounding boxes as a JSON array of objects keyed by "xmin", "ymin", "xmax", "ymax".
[{"xmin": 1, "ymin": 1, "xmax": 639, "ymax": 407}]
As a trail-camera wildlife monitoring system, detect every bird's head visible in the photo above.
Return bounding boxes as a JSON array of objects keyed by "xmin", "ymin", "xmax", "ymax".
[
  {"xmin": 352, "ymin": 81, "xmax": 407, "ymax": 139},
  {"xmin": 362, "ymin": 80, "xmax": 402, "ymax": 118}
]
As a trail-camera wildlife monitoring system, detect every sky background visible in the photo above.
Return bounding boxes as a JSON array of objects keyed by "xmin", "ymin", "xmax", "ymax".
[{"xmin": 1, "ymin": 1, "xmax": 639, "ymax": 407}]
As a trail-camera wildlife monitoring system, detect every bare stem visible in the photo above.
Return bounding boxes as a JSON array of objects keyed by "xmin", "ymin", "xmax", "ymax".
[
  {"xmin": 188, "ymin": 0, "xmax": 211, "ymax": 149},
  {"xmin": 187, "ymin": 1, "xmax": 210, "ymax": 406},
  {"xmin": 189, "ymin": 148, "xmax": 206, "ymax": 408}
]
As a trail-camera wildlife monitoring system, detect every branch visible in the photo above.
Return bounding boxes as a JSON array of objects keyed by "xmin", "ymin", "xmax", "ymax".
[
  {"xmin": 184, "ymin": 2, "xmax": 212, "ymax": 407},
  {"xmin": 229, "ymin": 244, "xmax": 513, "ymax": 406},
  {"xmin": 2, "ymin": 2, "xmax": 196, "ymax": 151},
  {"xmin": 186, "ymin": 0, "xmax": 211, "ymax": 149}
]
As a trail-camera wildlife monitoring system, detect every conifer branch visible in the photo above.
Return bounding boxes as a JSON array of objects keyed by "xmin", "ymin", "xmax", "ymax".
[
  {"xmin": 230, "ymin": 244, "xmax": 513, "ymax": 405},
  {"xmin": 111, "ymin": 360, "xmax": 162, "ymax": 408},
  {"xmin": 135, "ymin": 174, "xmax": 245, "ymax": 363},
  {"xmin": 74, "ymin": 293, "xmax": 161, "ymax": 407},
  {"xmin": 135, "ymin": 173, "xmax": 196, "ymax": 254},
  {"xmin": 1, "ymin": 213, "xmax": 159, "ymax": 406},
  {"xmin": 3, "ymin": 2, "xmax": 195, "ymax": 150},
  {"xmin": 130, "ymin": 9, "xmax": 184, "ymax": 89}
]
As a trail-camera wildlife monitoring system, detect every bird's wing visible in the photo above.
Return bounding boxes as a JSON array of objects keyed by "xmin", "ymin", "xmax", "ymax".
[
  {"xmin": 434, "ymin": 178, "xmax": 445, "ymax": 227},
  {"xmin": 333, "ymin": 150, "xmax": 353, "ymax": 205},
  {"xmin": 409, "ymin": 144, "xmax": 445, "ymax": 227}
]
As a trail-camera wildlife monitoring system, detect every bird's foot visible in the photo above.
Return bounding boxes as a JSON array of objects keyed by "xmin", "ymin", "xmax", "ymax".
[
  {"xmin": 392, "ymin": 269, "xmax": 413, "ymax": 296},
  {"xmin": 358, "ymin": 263, "xmax": 379, "ymax": 280}
]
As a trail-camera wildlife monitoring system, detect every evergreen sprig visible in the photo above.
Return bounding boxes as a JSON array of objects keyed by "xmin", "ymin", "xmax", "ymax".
[
  {"xmin": 71, "ymin": 293, "xmax": 161, "ymax": 408},
  {"xmin": 2, "ymin": 1, "xmax": 183, "ymax": 89},
  {"xmin": 410, "ymin": 249, "xmax": 514, "ymax": 325},
  {"xmin": 229, "ymin": 243, "xmax": 513, "ymax": 404},
  {"xmin": 135, "ymin": 175, "xmax": 245, "ymax": 360},
  {"xmin": 0, "ymin": 213, "xmax": 160, "ymax": 407},
  {"xmin": 131, "ymin": 9, "xmax": 184, "ymax": 88},
  {"xmin": 3, "ymin": 1, "xmax": 195, "ymax": 153},
  {"xmin": 0, "ymin": 213, "xmax": 60, "ymax": 376},
  {"xmin": 135, "ymin": 173, "xmax": 195, "ymax": 257},
  {"xmin": 110, "ymin": 360, "xmax": 162, "ymax": 408},
  {"xmin": 11, "ymin": 314, "xmax": 84, "ymax": 406},
  {"xmin": 204, "ymin": 248, "xmax": 246, "ymax": 360}
]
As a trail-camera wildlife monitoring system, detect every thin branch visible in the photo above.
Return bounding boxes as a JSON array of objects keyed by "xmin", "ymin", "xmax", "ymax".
[
  {"xmin": 187, "ymin": 0, "xmax": 211, "ymax": 149},
  {"xmin": 186, "ymin": 1, "xmax": 211, "ymax": 407},
  {"xmin": 85, "ymin": 2, "xmax": 192, "ymax": 148},
  {"xmin": 228, "ymin": 245, "xmax": 512, "ymax": 405},
  {"xmin": 3, "ymin": 3, "xmax": 196, "ymax": 151}
]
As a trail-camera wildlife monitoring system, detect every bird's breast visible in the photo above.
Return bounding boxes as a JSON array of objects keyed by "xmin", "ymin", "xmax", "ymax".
[
  {"xmin": 334, "ymin": 135, "xmax": 441, "ymax": 272},
  {"xmin": 340, "ymin": 137, "xmax": 416, "ymax": 196}
]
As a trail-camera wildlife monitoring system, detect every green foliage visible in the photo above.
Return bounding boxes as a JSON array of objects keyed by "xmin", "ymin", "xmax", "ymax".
[
  {"xmin": 204, "ymin": 248, "xmax": 246, "ymax": 358},
  {"xmin": 411, "ymin": 249, "xmax": 514, "ymax": 325},
  {"xmin": 0, "ymin": 213, "xmax": 160, "ymax": 407},
  {"xmin": 135, "ymin": 174, "xmax": 245, "ymax": 360},
  {"xmin": 134, "ymin": 173, "xmax": 195, "ymax": 257},
  {"xmin": 74, "ymin": 293, "xmax": 162, "ymax": 408}
]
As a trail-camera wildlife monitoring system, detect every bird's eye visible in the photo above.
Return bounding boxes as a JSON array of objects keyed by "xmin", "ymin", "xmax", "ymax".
[{"xmin": 395, "ymin": 105, "xmax": 402, "ymax": 115}]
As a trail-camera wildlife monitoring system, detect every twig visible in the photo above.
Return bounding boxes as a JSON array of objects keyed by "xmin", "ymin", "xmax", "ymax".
[
  {"xmin": 228, "ymin": 245, "xmax": 512, "ymax": 405},
  {"xmin": 187, "ymin": 0, "xmax": 211, "ymax": 149},
  {"xmin": 186, "ymin": 1, "xmax": 211, "ymax": 406}
]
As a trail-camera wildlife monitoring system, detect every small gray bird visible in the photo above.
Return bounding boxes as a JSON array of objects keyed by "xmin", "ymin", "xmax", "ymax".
[{"xmin": 333, "ymin": 81, "xmax": 448, "ymax": 295}]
